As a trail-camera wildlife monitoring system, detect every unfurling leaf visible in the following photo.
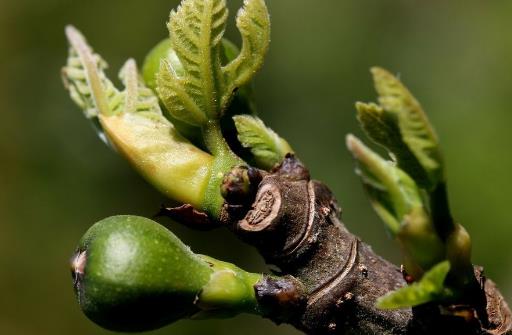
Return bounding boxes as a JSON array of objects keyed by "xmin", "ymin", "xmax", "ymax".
[
  {"xmin": 376, "ymin": 261, "xmax": 452, "ymax": 310},
  {"xmin": 346, "ymin": 135, "xmax": 422, "ymax": 234},
  {"xmin": 356, "ymin": 102, "xmax": 430, "ymax": 187},
  {"xmin": 157, "ymin": 60, "xmax": 210, "ymax": 126},
  {"xmin": 63, "ymin": 26, "xmax": 123, "ymax": 118},
  {"xmin": 369, "ymin": 67, "xmax": 444, "ymax": 190},
  {"xmin": 62, "ymin": 26, "xmax": 124, "ymax": 143},
  {"xmin": 234, "ymin": 115, "xmax": 292, "ymax": 170},
  {"xmin": 157, "ymin": 0, "xmax": 269, "ymax": 126},
  {"xmin": 63, "ymin": 26, "xmax": 213, "ymax": 207},
  {"xmin": 101, "ymin": 62, "xmax": 214, "ymax": 207},
  {"xmin": 221, "ymin": 38, "xmax": 258, "ymax": 116},
  {"xmin": 222, "ymin": 0, "xmax": 270, "ymax": 110},
  {"xmin": 157, "ymin": 0, "xmax": 228, "ymax": 126}
]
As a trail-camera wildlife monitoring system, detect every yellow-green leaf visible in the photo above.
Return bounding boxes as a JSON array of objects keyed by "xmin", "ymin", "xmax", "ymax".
[
  {"xmin": 370, "ymin": 67, "xmax": 444, "ymax": 190},
  {"xmin": 62, "ymin": 26, "xmax": 123, "ymax": 119},
  {"xmin": 63, "ymin": 27, "xmax": 214, "ymax": 208},
  {"xmin": 376, "ymin": 261, "xmax": 452, "ymax": 310},
  {"xmin": 233, "ymin": 115, "xmax": 292, "ymax": 170},
  {"xmin": 356, "ymin": 102, "xmax": 430, "ymax": 186},
  {"xmin": 157, "ymin": 0, "xmax": 228, "ymax": 125},
  {"xmin": 346, "ymin": 134, "xmax": 423, "ymax": 235},
  {"xmin": 222, "ymin": 0, "xmax": 270, "ymax": 110},
  {"xmin": 157, "ymin": 60, "xmax": 209, "ymax": 126}
]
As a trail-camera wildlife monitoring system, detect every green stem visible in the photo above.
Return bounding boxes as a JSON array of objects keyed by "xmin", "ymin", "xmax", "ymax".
[
  {"xmin": 429, "ymin": 182, "xmax": 455, "ymax": 241},
  {"xmin": 430, "ymin": 183, "xmax": 477, "ymax": 292},
  {"xmin": 202, "ymin": 120, "xmax": 245, "ymax": 218},
  {"xmin": 197, "ymin": 255, "xmax": 263, "ymax": 317}
]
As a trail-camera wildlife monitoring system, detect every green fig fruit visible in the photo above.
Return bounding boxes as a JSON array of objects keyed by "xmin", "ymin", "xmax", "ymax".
[{"xmin": 71, "ymin": 215, "xmax": 261, "ymax": 332}]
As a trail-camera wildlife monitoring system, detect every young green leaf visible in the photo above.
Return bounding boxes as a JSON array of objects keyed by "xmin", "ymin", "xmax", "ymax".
[
  {"xmin": 157, "ymin": 0, "xmax": 269, "ymax": 126},
  {"xmin": 102, "ymin": 62, "xmax": 214, "ymax": 207},
  {"xmin": 346, "ymin": 134, "xmax": 423, "ymax": 235},
  {"xmin": 376, "ymin": 261, "xmax": 452, "ymax": 310},
  {"xmin": 62, "ymin": 26, "xmax": 124, "ymax": 143},
  {"xmin": 63, "ymin": 27, "xmax": 214, "ymax": 208},
  {"xmin": 233, "ymin": 115, "xmax": 293, "ymax": 170},
  {"xmin": 157, "ymin": 0, "xmax": 228, "ymax": 126},
  {"xmin": 221, "ymin": 38, "xmax": 258, "ymax": 116},
  {"xmin": 356, "ymin": 102, "xmax": 430, "ymax": 186},
  {"xmin": 370, "ymin": 67, "xmax": 444, "ymax": 190},
  {"xmin": 222, "ymin": 0, "xmax": 270, "ymax": 110},
  {"xmin": 63, "ymin": 26, "xmax": 123, "ymax": 118}
]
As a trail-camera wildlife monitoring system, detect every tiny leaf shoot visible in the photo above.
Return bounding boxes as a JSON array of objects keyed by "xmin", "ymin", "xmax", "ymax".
[
  {"xmin": 376, "ymin": 261, "xmax": 452, "ymax": 310},
  {"xmin": 346, "ymin": 134, "xmax": 423, "ymax": 235},
  {"xmin": 370, "ymin": 67, "xmax": 444, "ymax": 191},
  {"xmin": 233, "ymin": 115, "xmax": 293, "ymax": 170}
]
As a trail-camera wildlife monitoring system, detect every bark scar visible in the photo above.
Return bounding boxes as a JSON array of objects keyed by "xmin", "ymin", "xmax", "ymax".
[
  {"xmin": 283, "ymin": 181, "xmax": 316, "ymax": 255},
  {"xmin": 308, "ymin": 238, "xmax": 359, "ymax": 306},
  {"xmin": 238, "ymin": 183, "xmax": 281, "ymax": 232}
]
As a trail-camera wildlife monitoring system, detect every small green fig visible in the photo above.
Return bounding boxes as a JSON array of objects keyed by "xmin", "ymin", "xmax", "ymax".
[
  {"xmin": 71, "ymin": 215, "xmax": 262, "ymax": 332},
  {"xmin": 141, "ymin": 38, "xmax": 200, "ymax": 142}
]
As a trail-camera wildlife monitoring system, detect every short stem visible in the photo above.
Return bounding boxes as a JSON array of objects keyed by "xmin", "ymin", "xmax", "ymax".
[
  {"xmin": 430, "ymin": 183, "xmax": 478, "ymax": 291},
  {"xmin": 202, "ymin": 120, "xmax": 245, "ymax": 218},
  {"xmin": 429, "ymin": 182, "xmax": 455, "ymax": 241},
  {"xmin": 198, "ymin": 255, "xmax": 263, "ymax": 316}
]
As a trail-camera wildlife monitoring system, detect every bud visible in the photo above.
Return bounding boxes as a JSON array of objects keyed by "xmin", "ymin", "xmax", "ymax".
[
  {"xmin": 397, "ymin": 207, "xmax": 445, "ymax": 279},
  {"xmin": 445, "ymin": 223, "xmax": 473, "ymax": 287}
]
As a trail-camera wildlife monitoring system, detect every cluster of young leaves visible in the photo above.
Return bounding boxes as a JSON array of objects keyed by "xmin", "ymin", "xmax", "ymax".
[
  {"xmin": 347, "ymin": 68, "xmax": 472, "ymax": 309},
  {"xmin": 357, "ymin": 68, "xmax": 444, "ymax": 190},
  {"xmin": 157, "ymin": 0, "xmax": 271, "ymax": 127},
  {"xmin": 63, "ymin": 0, "xmax": 293, "ymax": 218}
]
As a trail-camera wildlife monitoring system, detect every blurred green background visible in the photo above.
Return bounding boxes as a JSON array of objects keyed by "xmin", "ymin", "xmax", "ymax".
[{"xmin": 2, "ymin": 0, "xmax": 512, "ymax": 334}]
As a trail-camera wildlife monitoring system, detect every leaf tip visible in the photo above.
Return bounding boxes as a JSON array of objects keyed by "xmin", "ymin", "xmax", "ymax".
[
  {"xmin": 345, "ymin": 134, "xmax": 363, "ymax": 156},
  {"xmin": 370, "ymin": 66, "xmax": 392, "ymax": 79},
  {"xmin": 354, "ymin": 101, "xmax": 365, "ymax": 110},
  {"xmin": 64, "ymin": 24, "xmax": 79, "ymax": 40}
]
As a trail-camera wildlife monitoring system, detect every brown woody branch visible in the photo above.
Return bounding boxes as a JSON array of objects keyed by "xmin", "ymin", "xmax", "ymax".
[{"xmin": 217, "ymin": 155, "xmax": 512, "ymax": 335}]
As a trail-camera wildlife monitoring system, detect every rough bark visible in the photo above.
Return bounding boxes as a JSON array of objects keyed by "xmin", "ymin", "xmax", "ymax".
[{"xmin": 218, "ymin": 155, "xmax": 512, "ymax": 335}]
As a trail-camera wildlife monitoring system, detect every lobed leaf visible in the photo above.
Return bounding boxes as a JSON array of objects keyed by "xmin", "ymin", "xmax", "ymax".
[
  {"xmin": 62, "ymin": 25, "xmax": 124, "ymax": 144},
  {"xmin": 233, "ymin": 115, "xmax": 292, "ymax": 170},
  {"xmin": 157, "ymin": 60, "xmax": 209, "ymax": 126},
  {"xmin": 376, "ymin": 261, "xmax": 452, "ymax": 309},
  {"xmin": 222, "ymin": 0, "xmax": 270, "ymax": 110},
  {"xmin": 63, "ymin": 26, "xmax": 166, "ymax": 124},
  {"xmin": 157, "ymin": 0, "xmax": 269, "ymax": 126},
  {"xmin": 158, "ymin": 0, "xmax": 228, "ymax": 125}
]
